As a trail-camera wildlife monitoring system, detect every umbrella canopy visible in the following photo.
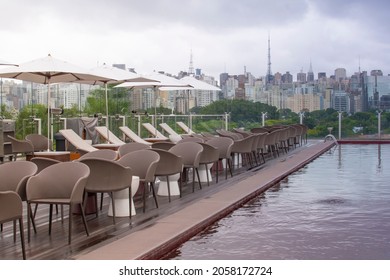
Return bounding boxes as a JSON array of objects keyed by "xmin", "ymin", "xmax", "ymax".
[
  {"xmin": 116, "ymin": 72, "xmax": 192, "ymax": 132},
  {"xmin": 116, "ymin": 72, "xmax": 190, "ymax": 89},
  {"xmin": 0, "ymin": 59, "xmax": 18, "ymax": 66},
  {"xmin": 0, "ymin": 54, "xmax": 111, "ymax": 149},
  {"xmin": 0, "ymin": 54, "xmax": 108, "ymax": 83},
  {"xmin": 82, "ymin": 64, "xmax": 159, "ymax": 140},
  {"xmin": 180, "ymin": 76, "xmax": 221, "ymax": 91}
]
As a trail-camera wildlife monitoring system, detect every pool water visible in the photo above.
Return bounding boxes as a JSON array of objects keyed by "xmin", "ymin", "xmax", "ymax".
[{"xmin": 165, "ymin": 145, "xmax": 390, "ymax": 260}]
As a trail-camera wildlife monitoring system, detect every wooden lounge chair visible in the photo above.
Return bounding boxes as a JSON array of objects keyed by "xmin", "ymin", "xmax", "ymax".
[
  {"xmin": 176, "ymin": 121, "xmax": 195, "ymax": 135},
  {"xmin": 159, "ymin": 123, "xmax": 181, "ymax": 137},
  {"xmin": 119, "ymin": 126, "xmax": 153, "ymax": 146},
  {"xmin": 59, "ymin": 129, "xmax": 99, "ymax": 154},
  {"xmin": 95, "ymin": 126, "xmax": 125, "ymax": 145},
  {"xmin": 142, "ymin": 123, "xmax": 169, "ymax": 140}
]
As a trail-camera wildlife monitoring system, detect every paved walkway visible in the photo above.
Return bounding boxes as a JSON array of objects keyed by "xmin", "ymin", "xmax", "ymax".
[{"xmin": 76, "ymin": 140, "xmax": 334, "ymax": 260}]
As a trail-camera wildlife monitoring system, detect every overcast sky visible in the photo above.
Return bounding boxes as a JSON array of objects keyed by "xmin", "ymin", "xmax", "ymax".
[{"xmin": 1, "ymin": 0, "xmax": 389, "ymax": 80}]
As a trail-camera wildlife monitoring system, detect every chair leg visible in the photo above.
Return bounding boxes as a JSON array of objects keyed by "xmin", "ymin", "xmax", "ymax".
[
  {"xmin": 192, "ymin": 168, "xmax": 196, "ymax": 193},
  {"xmin": 49, "ymin": 204, "xmax": 53, "ymax": 235},
  {"xmin": 100, "ymin": 193, "xmax": 104, "ymax": 210},
  {"xmin": 94, "ymin": 194, "xmax": 99, "ymax": 219},
  {"xmin": 79, "ymin": 203, "xmax": 89, "ymax": 237},
  {"xmin": 110, "ymin": 192, "xmax": 116, "ymax": 224},
  {"xmin": 143, "ymin": 184, "xmax": 147, "ymax": 213},
  {"xmin": 216, "ymin": 162, "xmax": 219, "ymax": 183},
  {"xmin": 27, "ymin": 203, "xmax": 31, "ymax": 243},
  {"xmin": 205, "ymin": 164, "xmax": 210, "ymax": 186},
  {"xmin": 19, "ymin": 218, "xmax": 26, "ymax": 260},
  {"xmin": 195, "ymin": 168, "xmax": 202, "ymax": 190},
  {"xmin": 68, "ymin": 205, "xmax": 72, "ymax": 244},
  {"xmin": 167, "ymin": 176, "xmax": 171, "ymax": 203},
  {"xmin": 150, "ymin": 182, "xmax": 159, "ymax": 209},
  {"xmin": 129, "ymin": 186, "xmax": 132, "ymax": 219},
  {"xmin": 13, "ymin": 220, "xmax": 17, "ymax": 242},
  {"xmin": 179, "ymin": 172, "xmax": 183, "ymax": 198}
]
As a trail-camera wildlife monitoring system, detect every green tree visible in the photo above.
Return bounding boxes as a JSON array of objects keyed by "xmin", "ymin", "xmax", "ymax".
[
  {"xmin": 15, "ymin": 104, "xmax": 48, "ymax": 138},
  {"xmin": 0, "ymin": 104, "xmax": 14, "ymax": 119},
  {"xmin": 84, "ymin": 85, "xmax": 130, "ymax": 117}
]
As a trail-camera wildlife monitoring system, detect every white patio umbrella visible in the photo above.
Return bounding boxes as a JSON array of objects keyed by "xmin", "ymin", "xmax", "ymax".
[
  {"xmin": 116, "ymin": 72, "xmax": 192, "ymax": 136},
  {"xmin": 0, "ymin": 59, "xmax": 18, "ymax": 66},
  {"xmin": 116, "ymin": 72, "xmax": 192, "ymax": 119},
  {"xmin": 0, "ymin": 60, "xmax": 18, "ymax": 116},
  {"xmin": 0, "ymin": 54, "xmax": 111, "ymax": 149},
  {"xmin": 79, "ymin": 64, "xmax": 159, "ymax": 143},
  {"xmin": 85, "ymin": 64, "xmax": 159, "ymax": 130},
  {"xmin": 180, "ymin": 75, "xmax": 221, "ymax": 91}
]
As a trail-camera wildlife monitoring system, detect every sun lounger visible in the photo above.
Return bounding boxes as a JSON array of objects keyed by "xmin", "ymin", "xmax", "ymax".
[
  {"xmin": 159, "ymin": 123, "xmax": 181, "ymax": 137},
  {"xmin": 95, "ymin": 126, "xmax": 125, "ymax": 145},
  {"xmin": 119, "ymin": 126, "xmax": 153, "ymax": 146},
  {"xmin": 176, "ymin": 121, "xmax": 195, "ymax": 135},
  {"xmin": 59, "ymin": 129, "xmax": 98, "ymax": 154},
  {"xmin": 142, "ymin": 123, "xmax": 169, "ymax": 140}
]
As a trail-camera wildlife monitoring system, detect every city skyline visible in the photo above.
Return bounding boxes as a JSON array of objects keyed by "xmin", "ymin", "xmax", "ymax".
[{"xmin": 1, "ymin": 0, "xmax": 390, "ymax": 79}]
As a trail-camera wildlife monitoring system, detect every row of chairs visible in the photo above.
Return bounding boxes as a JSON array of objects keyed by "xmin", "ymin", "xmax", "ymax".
[{"xmin": 0, "ymin": 138, "xmax": 230, "ymax": 259}]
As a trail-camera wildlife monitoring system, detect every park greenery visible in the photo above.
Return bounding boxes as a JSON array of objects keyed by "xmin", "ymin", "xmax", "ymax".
[{"xmin": 3, "ymin": 85, "xmax": 389, "ymax": 139}]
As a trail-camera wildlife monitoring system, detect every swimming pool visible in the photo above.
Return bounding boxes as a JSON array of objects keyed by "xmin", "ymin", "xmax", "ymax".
[{"xmin": 165, "ymin": 144, "xmax": 390, "ymax": 260}]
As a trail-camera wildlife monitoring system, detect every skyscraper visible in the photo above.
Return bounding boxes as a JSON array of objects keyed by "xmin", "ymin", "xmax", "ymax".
[
  {"xmin": 307, "ymin": 61, "xmax": 314, "ymax": 83},
  {"xmin": 265, "ymin": 33, "xmax": 273, "ymax": 87}
]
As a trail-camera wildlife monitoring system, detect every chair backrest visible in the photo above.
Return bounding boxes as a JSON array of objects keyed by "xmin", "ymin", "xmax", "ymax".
[
  {"xmin": 25, "ymin": 134, "xmax": 52, "ymax": 151},
  {"xmin": 263, "ymin": 130, "xmax": 278, "ymax": 146},
  {"xmin": 118, "ymin": 142, "xmax": 150, "ymax": 157},
  {"xmin": 151, "ymin": 148, "xmax": 183, "ymax": 176},
  {"xmin": 26, "ymin": 161, "xmax": 90, "ymax": 204},
  {"xmin": 7, "ymin": 135, "xmax": 34, "ymax": 154},
  {"xmin": 169, "ymin": 142, "xmax": 203, "ymax": 168},
  {"xmin": 177, "ymin": 137, "xmax": 204, "ymax": 144},
  {"xmin": 59, "ymin": 129, "xmax": 98, "ymax": 153},
  {"xmin": 199, "ymin": 142, "xmax": 219, "ymax": 164},
  {"xmin": 78, "ymin": 158, "xmax": 133, "ymax": 193},
  {"xmin": 159, "ymin": 123, "xmax": 180, "ymax": 137},
  {"xmin": 77, "ymin": 149, "xmax": 118, "ymax": 161},
  {"xmin": 206, "ymin": 137, "xmax": 234, "ymax": 159},
  {"xmin": 119, "ymin": 126, "xmax": 152, "ymax": 146},
  {"xmin": 0, "ymin": 191, "xmax": 23, "ymax": 223},
  {"xmin": 176, "ymin": 121, "xmax": 195, "ymax": 134},
  {"xmin": 117, "ymin": 150, "xmax": 160, "ymax": 183},
  {"xmin": 250, "ymin": 127, "xmax": 270, "ymax": 134},
  {"xmin": 231, "ymin": 135, "xmax": 255, "ymax": 154},
  {"xmin": 0, "ymin": 161, "xmax": 38, "ymax": 201},
  {"xmin": 95, "ymin": 126, "xmax": 125, "ymax": 145},
  {"xmin": 151, "ymin": 141, "xmax": 176, "ymax": 151},
  {"xmin": 142, "ymin": 123, "xmax": 168, "ymax": 139},
  {"xmin": 256, "ymin": 132, "xmax": 268, "ymax": 150},
  {"xmin": 215, "ymin": 130, "xmax": 243, "ymax": 140},
  {"xmin": 30, "ymin": 157, "xmax": 61, "ymax": 173}
]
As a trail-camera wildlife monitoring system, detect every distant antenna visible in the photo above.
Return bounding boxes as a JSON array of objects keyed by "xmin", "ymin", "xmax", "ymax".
[
  {"xmin": 266, "ymin": 32, "xmax": 272, "ymax": 86},
  {"xmin": 188, "ymin": 49, "xmax": 194, "ymax": 76}
]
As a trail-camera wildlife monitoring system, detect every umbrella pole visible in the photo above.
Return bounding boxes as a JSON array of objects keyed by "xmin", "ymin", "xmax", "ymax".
[
  {"xmin": 47, "ymin": 81, "xmax": 51, "ymax": 151},
  {"xmin": 105, "ymin": 83, "xmax": 110, "ymax": 143}
]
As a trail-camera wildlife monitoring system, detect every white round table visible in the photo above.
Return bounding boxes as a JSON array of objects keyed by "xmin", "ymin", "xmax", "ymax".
[{"xmin": 108, "ymin": 176, "xmax": 140, "ymax": 217}]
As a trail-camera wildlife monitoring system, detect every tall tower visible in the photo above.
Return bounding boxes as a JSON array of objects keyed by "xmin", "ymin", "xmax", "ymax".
[
  {"xmin": 188, "ymin": 49, "xmax": 194, "ymax": 76},
  {"xmin": 266, "ymin": 33, "xmax": 273, "ymax": 88},
  {"xmin": 307, "ymin": 60, "xmax": 314, "ymax": 83}
]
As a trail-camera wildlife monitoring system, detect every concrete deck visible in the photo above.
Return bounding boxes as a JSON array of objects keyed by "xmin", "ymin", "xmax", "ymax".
[{"xmin": 76, "ymin": 140, "xmax": 334, "ymax": 260}]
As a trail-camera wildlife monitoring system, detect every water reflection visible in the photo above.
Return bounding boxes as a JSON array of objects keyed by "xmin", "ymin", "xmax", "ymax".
[
  {"xmin": 377, "ymin": 144, "xmax": 382, "ymax": 172},
  {"xmin": 167, "ymin": 145, "xmax": 390, "ymax": 260}
]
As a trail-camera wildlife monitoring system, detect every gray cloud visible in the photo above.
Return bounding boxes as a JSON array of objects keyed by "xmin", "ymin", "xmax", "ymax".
[{"xmin": 1, "ymin": 0, "xmax": 390, "ymax": 79}]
